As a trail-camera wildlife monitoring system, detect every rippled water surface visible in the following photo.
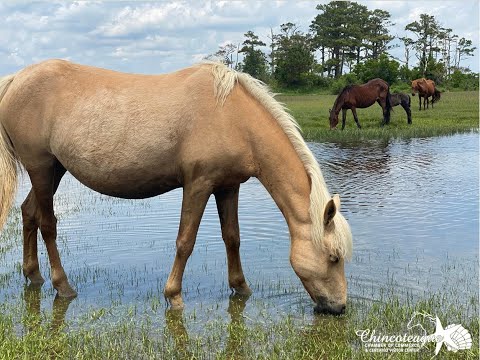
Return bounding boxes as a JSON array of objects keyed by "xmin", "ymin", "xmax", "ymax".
[{"xmin": 0, "ymin": 133, "xmax": 478, "ymax": 327}]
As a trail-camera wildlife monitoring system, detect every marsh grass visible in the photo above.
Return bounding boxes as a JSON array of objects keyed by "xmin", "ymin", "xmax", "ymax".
[
  {"xmin": 279, "ymin": 91, "xmax": 479, "ymax": 141},
  {"xmin": 0, "ymin": 285, "xmax": 477, "ymax": 359}
]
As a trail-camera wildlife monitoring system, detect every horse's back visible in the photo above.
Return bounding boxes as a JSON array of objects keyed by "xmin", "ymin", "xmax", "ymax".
[{"xmin": 343, "ymin": 78, "xmax": 389, "ymax": 108}]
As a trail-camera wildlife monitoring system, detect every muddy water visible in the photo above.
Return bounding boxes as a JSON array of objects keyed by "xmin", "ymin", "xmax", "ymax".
[{"xmin": 0, "ymin": 132, "xmax": 478, "ymax": 326}]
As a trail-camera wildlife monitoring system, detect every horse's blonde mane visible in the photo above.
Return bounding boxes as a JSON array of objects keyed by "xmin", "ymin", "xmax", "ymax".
[{"xmin": 204, "ymin": 62, "xmax": 352, "ymax": 260}]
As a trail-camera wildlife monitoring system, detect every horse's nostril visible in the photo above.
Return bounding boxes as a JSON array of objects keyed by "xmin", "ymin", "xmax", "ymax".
[{"xmin": 340, "ymin": 305, "xmax": 346, "ymax": 314}]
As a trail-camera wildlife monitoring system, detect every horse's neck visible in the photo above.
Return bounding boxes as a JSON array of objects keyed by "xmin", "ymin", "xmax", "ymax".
[
  {"xmin": 252, "ymin": 125, "xmax": 312, "ymax": 239},
  {"xmin": 333, "ymin": 95, "xmax": 344, "ymax": 115}
]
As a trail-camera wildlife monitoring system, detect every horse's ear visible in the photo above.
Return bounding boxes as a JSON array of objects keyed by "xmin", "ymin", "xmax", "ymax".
[{"xmin": 323, "ymin": 194, "xmax": 340, "ymax": 226}]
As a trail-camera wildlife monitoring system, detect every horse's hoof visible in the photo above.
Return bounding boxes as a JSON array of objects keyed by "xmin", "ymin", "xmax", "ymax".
[
  {"xmin": 233, "ymin": 284, "xmax": 252, "ymax": 296},
  {"xmin": 56, "ymin": 284, "xmax": 78, "ymax": 299},
  {"xmin": 27, "ymin": 272, "xmax": 45, "ymax": 286},
  {"xmin": 168, "ymin": 295, "xmax": 185, "ymax": 310}
]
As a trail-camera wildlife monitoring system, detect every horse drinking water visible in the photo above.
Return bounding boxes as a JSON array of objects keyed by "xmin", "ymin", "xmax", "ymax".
[
  {"xmin": 0, "ymin": 60, "xmax": 352, "ymax": 314},
  {"xmin": 329, "ymin": 78, "xmax": 392, "ymax": 130}
]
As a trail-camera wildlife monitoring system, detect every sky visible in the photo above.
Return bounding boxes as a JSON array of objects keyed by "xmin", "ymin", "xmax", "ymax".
[{"xmin": 0, "ymin": 1, "xmax": 478, "ymax": 75}]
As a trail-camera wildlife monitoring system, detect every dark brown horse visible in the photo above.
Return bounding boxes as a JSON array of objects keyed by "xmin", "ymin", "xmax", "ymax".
[
  {"xmin": 329, "ymin": 78, "xmax": 392, "ymax": 130},
  {"xmin": 411, "ymin": 78, "xmax": 441, "ymax": 110},
  {"xmin": 390, "ymin": 92, "xmax": 412, "ymax": 124}
]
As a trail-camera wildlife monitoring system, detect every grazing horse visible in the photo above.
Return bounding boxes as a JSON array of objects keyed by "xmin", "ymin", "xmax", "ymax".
[
  {"xmin": 0, "ymin": 60, "xmax": 352, "ymax": 314},
  {"xmin": 390, "ymin": 92, "xmax": 412, "ymax": 124},
  {"xmin": 411, "ymin": 78, "xmax": 441, "ymax": 110},
  {"xmin": 329, "ymin": 78, "xmax": 392, "ymax": 130}
]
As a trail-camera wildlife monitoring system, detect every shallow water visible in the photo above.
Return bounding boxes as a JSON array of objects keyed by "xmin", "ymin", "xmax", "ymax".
[{"xmin": 0, "ymin": 132, "xmax": 478, "ymax": 329}]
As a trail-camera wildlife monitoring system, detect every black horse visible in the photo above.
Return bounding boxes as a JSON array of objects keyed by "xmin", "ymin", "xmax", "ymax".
[{"xmin": 390, "ymin": 92, "xmax": 412, "ymax": 124}]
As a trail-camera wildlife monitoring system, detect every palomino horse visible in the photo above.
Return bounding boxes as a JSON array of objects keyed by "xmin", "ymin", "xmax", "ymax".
[
  {"xmin": 390, "ymin": 92, "xmax": 412, "ymax": 124},
  {"xmin": 0, "ymin": 60, "xmax": 352, "ymax": 314},
  {"xmin": 329, "ymin": 78, "xmax": 392, "ymax": 130},
  {"xmin": 411, "ymin": 78, "xmax": 441, "ymax": 110}
]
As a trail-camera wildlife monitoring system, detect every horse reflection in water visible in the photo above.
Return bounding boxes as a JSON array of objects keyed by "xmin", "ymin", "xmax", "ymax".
[
  {"xmin": 166, "ymin": 294, "xmax": 250, "ymax": 358},
  {"xmin": 23, "ymin": 284, "xmax": 74, "ymax": 333},
  {"xmin": 0, "ymin": 60, "xmax": 352, "ymax": 314},
  {"xmin": 165, "ymin": 293, "xmax": 348, "ymax": 357}
]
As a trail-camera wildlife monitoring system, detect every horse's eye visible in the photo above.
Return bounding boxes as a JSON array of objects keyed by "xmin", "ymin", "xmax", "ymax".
[{"xmin": 329, "ymin": 255, "xmax": 339, "ymax": 263}]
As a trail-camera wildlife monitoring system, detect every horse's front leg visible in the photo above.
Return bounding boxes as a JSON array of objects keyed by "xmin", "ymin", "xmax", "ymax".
[
  {"xmin": 214, "ymin": 186, "xmax": 251, "ymax": 296},
  {"xmin": 351, "ymin": 108, "xmax": 362, "ymax": 129},
  {"xmin": 164, "ymin": 181, "xmax": 211, "ymax": 309},
  {"xmin": 341, "ymin": 108, "xmax": 347, "ymax": 130}
]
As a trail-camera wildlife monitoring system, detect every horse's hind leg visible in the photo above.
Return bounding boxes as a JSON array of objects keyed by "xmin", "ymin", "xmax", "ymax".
[
  {"xmin": 214, "ymin": 186, "xmax": 251, "ymax": 296},
  {"xmin": 351, "ymin": 108, "xmax": 362, "ymax": 129},
  {"xmin": 22, "ymin": 164, "xmax": 66, "ymax": 285},
  {"xmin": 164, "ymin": 180, "xmax": 211, "ymax": 309},
  {"xmin": 401, "ymin": 102, "xmax": 412, "ymax": 124},
  {"xmin": 21, "ymin": 191, "xmax": 44, "ymax": 285},
  {"xmin": 27, "ymin": 161, "xmax": 76, "ymax": 298}
]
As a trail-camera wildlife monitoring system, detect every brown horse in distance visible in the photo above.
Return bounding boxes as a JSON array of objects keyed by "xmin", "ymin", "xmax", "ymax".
[
  {"xmin": 329, "ymin": 78, "xmax": 392, "ymax": 130},
  {"xmin": 0, "ymin": 60, "xmax": 352, "ymax": 315},
  {"xmin": 411, "ymin": 78, "xmax": 441, "ymax": 110}
]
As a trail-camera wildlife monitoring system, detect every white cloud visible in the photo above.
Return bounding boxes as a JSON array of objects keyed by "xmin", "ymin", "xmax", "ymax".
[{"xmin": 0, "ymin": 1, "xmax": 477, "ymax": 74}]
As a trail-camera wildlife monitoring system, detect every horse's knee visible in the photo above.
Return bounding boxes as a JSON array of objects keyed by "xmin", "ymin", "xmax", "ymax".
[{"xmin": 176, "ymin": 236, "xmax": 194, "ymax": 258}]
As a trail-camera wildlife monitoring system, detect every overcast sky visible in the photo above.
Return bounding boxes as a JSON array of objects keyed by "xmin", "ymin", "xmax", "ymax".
[{"xmin": 0, "ymin": 1, "xmax": 478, "ymax": 75}]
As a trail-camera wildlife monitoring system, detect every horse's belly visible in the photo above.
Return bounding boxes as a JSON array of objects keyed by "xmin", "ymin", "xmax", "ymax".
[{"xmin": 66, "ymin": 165, "xmax": 181, "ymax": 199}]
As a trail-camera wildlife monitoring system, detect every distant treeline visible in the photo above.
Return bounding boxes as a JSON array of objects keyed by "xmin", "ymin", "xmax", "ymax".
[{"xmin": 205, "ymin": 1, "xmax": 478, "ymax": 92}]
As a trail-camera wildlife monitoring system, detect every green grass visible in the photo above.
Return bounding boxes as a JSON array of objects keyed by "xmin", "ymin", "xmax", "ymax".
[
  {"xmin": 0, "ymin": 288, "xmax": 477, "ymax": 359},
  {"xmin": 278, "ymin": 91, "xmax": 479, "ymax": 141}
]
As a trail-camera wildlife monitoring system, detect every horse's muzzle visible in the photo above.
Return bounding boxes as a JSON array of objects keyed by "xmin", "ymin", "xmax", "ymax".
[{"xmin": 314, "ymin": 299, "xmax": 346, "ymax": 316}]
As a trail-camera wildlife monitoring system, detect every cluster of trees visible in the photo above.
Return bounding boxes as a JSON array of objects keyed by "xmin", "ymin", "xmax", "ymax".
[{"xmin": 206, "ymin": 1, "xmax": 477, "ymax": 91}]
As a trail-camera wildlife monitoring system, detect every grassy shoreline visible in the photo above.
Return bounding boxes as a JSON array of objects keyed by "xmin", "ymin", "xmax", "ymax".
[
  {"xmin": 0, "ymin": 288, "xmax": 477, "ymax": 359},
  {"xmin": 279, "ymin": 91, "xmax": 479, "ymax": 141}
]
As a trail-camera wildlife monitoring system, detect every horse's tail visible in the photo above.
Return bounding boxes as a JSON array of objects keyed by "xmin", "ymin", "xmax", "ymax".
[{"xmin": 0, "ymin": 73, "xmax": 19, "ymax": 231}]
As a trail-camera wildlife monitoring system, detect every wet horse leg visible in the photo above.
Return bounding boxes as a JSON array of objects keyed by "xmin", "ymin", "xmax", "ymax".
[
  {"xmin": 164, "ymin": 180, "xmax": 211, "ymax": 309},
  {"xmin": 351, "ymin": 108, "xmax": 362, "ymax": 129},
  {"xmin": 341, "ymin": 108, "xmax": 347, "ymax": 130},
  {"xmin": 22, "ymin": 164, "xmax": 66, "ymax": 285},
  {"xmin": 214, "ymin": 186, "xmax": 251, "ymax": 296},
  {"xmin": 27, "ymin": 162, "xmax": 76, "ymax": 298},
  {"xmin": 21, "ymin": 191, "xmax": 44, "ymax": 284}
]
